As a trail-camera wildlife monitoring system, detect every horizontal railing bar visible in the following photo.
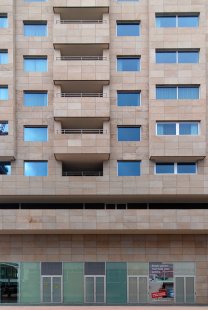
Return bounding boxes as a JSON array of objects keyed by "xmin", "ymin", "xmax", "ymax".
[
  {"xmin": 56, "ymin": 93, "xmax": 106, "ymax": 98},
  {"xmin": 57, "ymin": 129, "xmax": 105, "ymax": 134},
  {"xmin": 56, "ymin": 20, "xmax": 106, "ymax": 24},
  {"xmin": 56, "ymin": 56, "xmax": 107, "ymax": 61},
  {"xmin": 63, "ymin": 171, "xmax": 103, "ymax": 176}
]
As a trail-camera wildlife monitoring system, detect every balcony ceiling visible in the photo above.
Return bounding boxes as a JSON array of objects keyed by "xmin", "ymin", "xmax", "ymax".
[
  {"xmin": 54, "ymin": 43, "xmax": 109, "ymax": 56},
  {"xmin": 54, "ymin": 7, "xmax": 109, "ymax": 20}
]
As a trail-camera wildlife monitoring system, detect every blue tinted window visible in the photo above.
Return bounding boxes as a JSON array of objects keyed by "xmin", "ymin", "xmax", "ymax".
[
  {"xmin": 0, "ymin": 15, "xmax": 8, "ymax": 28},
  {"xmin": 24, "ymin": 91, "xmax": 48, "ymax": 106},
  {"xmin": 156, "ymin": 16, "xmax": 176, "ymax": 28},
  {"xmin": 177, "ymin": 163, "xmax": 196, "ymax": 174},
  {"xmin": 117, "ymin": 57, "xmax": 140, "ymax": 71},
  {"xmin": 179, "ymin": 122, "xmax": 198, "ymax": 135},
  {"xmin": 24, "ymin": 127, "xmax": 48, "ymax": 142},
  {"xmin": 178, "ymin": 86, "xmax": 199, "ymax": 99},
  {"xmin": 157, "ymin": 123, "xmax": 176, "ymax": 135},
  {"xmin": 0, "ymin": 50, "xmax": 8, "ymax": 64},
  {"xmin": 178, "ymin": 16, "xmax": 199, "ymax": 27},
  {"xmin": 156, "ymin": 86, "xmax": 177, "ymax": 99},
  {"xmin": 117, "ymin": 22, "xmax": 140, "ymax": 36},
  {"xmin": 156, "ymin": 51, "xmax": 176, "ymax": 63},
  {"xmin": 117, "ymin": 91, "xmax": 140, "ymax": 106},
  {"xmin": 118, "ymin": 161, "xmax": 141, "ymax": 176},
  {"xmin": 156, "ymin": 163, "xmax": 174, "ymax": 174},
  {"xmin": 0, "ymin": 122, "xmax": 8, "ymax": 135},
  {"xmin": 0, "ymin": 162, "xmax": 11, "ymax": 175},
  {"xmin": 0, "ymin": 86, "xmax": 8, "ymax": 100},
  {"xmin": 118, "ymin": 126, "xmax": 140, "ymax": 141},
  {"xmin": 178, "ymin": 51, "xmax": 199, "ymax": 63},
  {"xmin": 24, "ymin": 23, "xmax": 47, "ymax": 36},
  {"xmin": 24, "ymin": 57, "xmax": 47, "ymax": 72},
  {"xmin": 24, "ymin": 161, "xmax": 48, "ymax": 176}
]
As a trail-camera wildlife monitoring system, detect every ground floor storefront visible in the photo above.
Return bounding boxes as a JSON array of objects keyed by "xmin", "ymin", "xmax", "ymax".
[{"xmin": 0, "ymin": 234, "xmax": 207, "ymax": 305}]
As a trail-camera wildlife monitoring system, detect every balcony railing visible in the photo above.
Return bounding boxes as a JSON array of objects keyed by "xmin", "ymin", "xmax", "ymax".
[
  {"xmin": 56, "ymin": 56, "xmax": 107, "ymax": 61},
  {"xmin": 56, "ymin": 92, "xmax": 106, "ymax": 98},
  {"xmin": 63, "ymin": 171, "xmax": 103, "ymax": 176},
  {"xmin": 58, "ymin": 129, "xmax": 105, "ymax": 134},
  {"xmin": 56, "ymin": 19, "xmax": 106, "ymax": 24}
]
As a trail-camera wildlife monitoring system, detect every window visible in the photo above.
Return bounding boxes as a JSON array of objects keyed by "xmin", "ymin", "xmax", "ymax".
[
  {"xmin": 156, "ymin": 85, "xmax": 199, "ymax": 100},
  {"xmin": 117, "ymin": 22, "xmax": 140, "ymax": 36},
  {"xmin": 24, "ymin": 126, "xmax": 48, "ymax": 142},
  {"xmin": 117, "ymin": 91, "xmax": 141, "ymax": 106},
  {"xmin": 0, "ymin": 14, "xmax": 8, "ymax": 28},
  {"xmin": 156, "ymin": 122, "xmax": 199, "ymax": 136},
  {"xmin": 156, "ymin": 14, "xmax": 199, "ymax": 28},
  {"xmin": 155, "ymin": 162, "xmax": 197, "ymax": 174},
  {"xmin": 84, "ymin": 262, "xmax": 105, "ymax": 304},
  {"xmin": 0, "ymin": 86, "xmax": 8, "ymax": 100},
  {"xmin": 24, "ymin": 21, "xmax": 47, "ymax": 36},
  {"xmin": 118, "ymin": 161, "xmax": 141, "ymax": 176},
  {"xmin": 24, "ymin": 161, "xmax": 48, "ymax": 176},
  {"xmin": 117, "ymin": 57, "xmax": 140, "ymax": 71},
  {"xmin": 24, "ymin": 91, "xmax": 48, "ymax": 106},
  {"xmin": 156, "ymin": 50, "xmax": 199, "ymax": 64},
  {"xmin": 0, "ymin": 50, "xmax": 8, "ymax": 64},
  {"xmin": 0, "ymin": 162, "xmax": 11, "ymax": 175},
  {"xmin": 118, "ymin": 126, "xmax": 141, "ymax": 141},
  {"xmin": 24, "ymin": 56, "xmax": 48, "ymax": 72},
  {"xmin": 0, "ymin": 122, "xmax": 8, "ymax": 135}
]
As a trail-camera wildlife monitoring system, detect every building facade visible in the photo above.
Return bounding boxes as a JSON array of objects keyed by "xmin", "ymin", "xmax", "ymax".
[{"xmin": 0, "ymin": 0, "xmax": 207, "ymax": 305}]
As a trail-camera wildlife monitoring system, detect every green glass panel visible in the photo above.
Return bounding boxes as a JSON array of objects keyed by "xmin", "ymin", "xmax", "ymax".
[
  {"xmin": 63, "ymin": 263, "xmax": 84, "ymax": 304},
  {"xmin": 20, "ymin": 262, "xmax": 40, "ymax": 304},
  {"xmin": 106, "ymin": 262, "xmax": 127, "ymax": 304},
  {"xmin": 128, "ymin": 262, "xmax": 148, "ymax": 276}
]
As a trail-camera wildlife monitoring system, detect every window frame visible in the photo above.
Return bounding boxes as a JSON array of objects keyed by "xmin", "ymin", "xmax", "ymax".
[
  {"xmin": 23, "ymin": 91, "xmax": 48, "ymax": 107},
  {"xmin": 23, "ymin": 21, "xmax": 48, "ymax": 37},
  {"xmin": 24, "ymin": 126, "xmax": 48, "ymax": 142},
  {"xmin": 117, "ymin": 91, "xmax": 141, "ymax": 107},
  {"xmin": 156, "ymin": 85, "xmax": 200, "ymax": 100},
  {"xmin": 24, "ymin": 160, "xmax": 48, "ymax": 177},
  {"xmin": 23, "ymin": 56, "xmax": 48, "ymax": 72},
  {"xmin": 0, "ymin": 49, "xmax": 8, "ymax": 64},
  {"xmin": 156, "ymin": 122, "xmax": 200, "ymax": 136},
  {"xmin": 116, "ymin": 21, "xmax": 140, "ymax": 36},
  {"xmin": 117, "ymin": 160, "xmax": 141, "ymax": 176},
  {"xmin": 116, "ymin": 56, "xmax": 141, "ymax": 72},
  {"xmin": 117, "ymin": 125, "xmax": 141, "ymax": 141},
  {"xmin": 154, "ymin": 162, "xmax": 197, "ymax": 175},
  {"xmin": 155, "ymin": 49, "xmax": 199, "ymax": 64},
  {"xmin": 156, "ymin": 13, "xmax": 199, "ymax": 28}
]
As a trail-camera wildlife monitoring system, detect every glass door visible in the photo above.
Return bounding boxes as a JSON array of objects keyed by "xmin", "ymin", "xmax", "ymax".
[
  {"xmin": 128, "ymin": 276, "xmax": 148, "ymax": 303},
  {"xmin": 42, "ymin": 276, "xmax": 62, "ymax": 303},
  {"xmin": 175, "ymin": 276, "xmax": 195, "ymax": 303},
  {"xmin": 85, "ymin": 276, "xmax": 105, "ymax": 303}
]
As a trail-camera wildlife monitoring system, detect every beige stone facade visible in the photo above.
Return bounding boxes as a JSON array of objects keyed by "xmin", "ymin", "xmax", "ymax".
[{"xmin": 0, "ymin": 0, "xmax": 207, "ymax": 306}]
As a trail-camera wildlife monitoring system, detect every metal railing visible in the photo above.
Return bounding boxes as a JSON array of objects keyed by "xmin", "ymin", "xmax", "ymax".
[
  {"xmin": 56, "ymin": 56, "xmax": 107, "ymax": 61},
  {"xmin": 58, "ymin": 129, "xmax": 104, "ymax": 134},
  {"xmin": 63, "ymin": 171, "xmax": 103, "ymax": 176},
  {"xmin": 57, "ymin": 92, "xmax": 106, "ymax": 98},
  {"xmin": 56, "ymin": 19, "xmax": 105, "ymax": 24}
]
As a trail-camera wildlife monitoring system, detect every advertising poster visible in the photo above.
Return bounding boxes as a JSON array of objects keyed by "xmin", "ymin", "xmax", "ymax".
[{"xmin": 149, "ymin": 262, "xmax": 174, "ymax": 302}]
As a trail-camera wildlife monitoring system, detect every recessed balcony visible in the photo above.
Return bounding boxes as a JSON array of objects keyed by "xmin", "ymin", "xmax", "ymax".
[
  {"xmin": 62, "ymin": 160, "xmax": 103, "ymax": 177},
  {"xmin": 54, "ymin": 118, "xmax": 110, "ymax": 161},
  {"xmin": 53, "ymin": 8, "xmax": 109, "ymax": 44},
  {"xmin": 53, "ymin": 56, "xmax": 109, "ymax": 81},
  {"xmin": 54, "ymin": 81, "xmax": 110, "ymax": 119}
]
